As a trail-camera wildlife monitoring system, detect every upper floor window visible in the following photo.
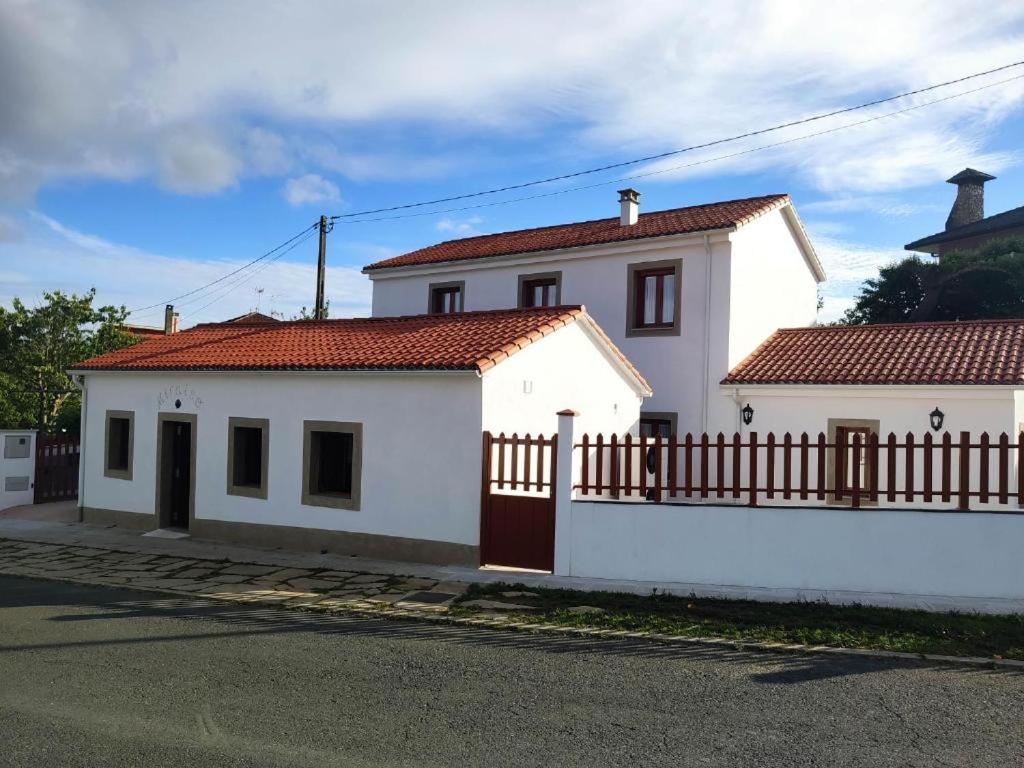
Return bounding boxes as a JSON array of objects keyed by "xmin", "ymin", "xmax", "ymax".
[
  {"xmin": 626, "ymin": 259, "xmax": 682, "ymax": 337},
  {"xmin": 518, "ymin": 271, "xmax": 562, "ymax": 308},
  {"xmin": 428, "ymin": 281, "xmax": 464, "ymax": 314}
]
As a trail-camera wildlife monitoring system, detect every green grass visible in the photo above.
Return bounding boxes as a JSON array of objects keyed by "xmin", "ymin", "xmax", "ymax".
[{"xmin": 451, "ymin": 582, "xmax": 1024, "ymax": 660}]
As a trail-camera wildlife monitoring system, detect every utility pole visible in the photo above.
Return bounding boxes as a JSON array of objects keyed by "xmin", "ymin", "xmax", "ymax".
[{"xmin": 314, "ymin": 215, "xmax": 329, "ymax": 320}]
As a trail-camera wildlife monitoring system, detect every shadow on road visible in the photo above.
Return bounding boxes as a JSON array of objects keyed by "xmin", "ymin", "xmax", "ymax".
[{"xmin": 1, "ymin": 575, "xmax": 1018, "ymax": 685}]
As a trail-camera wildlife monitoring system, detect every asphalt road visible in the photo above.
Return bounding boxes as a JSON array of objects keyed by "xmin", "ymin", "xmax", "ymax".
[{"xmin": 0, "ymin": 576, "xmax": 1021, "ymax": 767}]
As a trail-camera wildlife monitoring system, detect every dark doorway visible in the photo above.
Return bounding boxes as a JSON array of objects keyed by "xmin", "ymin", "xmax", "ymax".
[{"xmin": 159, "ymin": 417, "xmax": 193, "ymax": 529}]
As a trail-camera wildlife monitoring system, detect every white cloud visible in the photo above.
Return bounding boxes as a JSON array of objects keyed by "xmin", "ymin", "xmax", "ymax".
[
  {"xmin": 436, "ymin": 216, "xmax": 483, "ymax": 236},
  {"xmin": 158, "ymin": 133, "xmax": 241, "ymax": 195},
  {"xmin": 812, "ymin": 233, "xmax": 910, "ymax": 323},
  {"xmin": 2, "ymin": 214, "xmax": 372, "ymax": 324},
  {"xmin": 0, "ymin": 1, "xmax": 1022, "ymax": 201},
  {"xmin": 0, "ymin": 214, "xmax": 21, "ymax": 242},
  {"xmin": 284, "ymin": 174, "xmax": 341, "ymax": 207}
]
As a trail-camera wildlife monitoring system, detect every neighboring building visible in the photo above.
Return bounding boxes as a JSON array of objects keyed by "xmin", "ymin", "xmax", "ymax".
[
  {"xmin": 722, "ymin": 319, "xmax": 1024, "ymax": 443},
  {"xmin": 122, "ymin": 324, "xmax": 165, "ymax": 340},
  {"xmin": 224, "ymin": 311, "xmax": 279, "ymax": 324},
  {"xmin": 364, "ymin": 190, "xmax": 825, "ymax": 438},
  {"xmin": 905, "ymin": 169, "xmax": 1024, "ymax": 257},
  {"xmin": 70, "ymin": 307, "xmax": 649, "ymax": 564}
]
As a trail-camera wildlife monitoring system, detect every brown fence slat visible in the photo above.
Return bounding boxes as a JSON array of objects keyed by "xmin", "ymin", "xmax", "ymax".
[
  {"xmin": 667, "ymin": 434, "xmax": 678, "ymax": 497},
  {"xmin": 624, "ymin": 433, "xmax": 633, "ymax": 496},
  {"xmin": 510, "ymin": 433, "xmax": 520, "ymax": 490},
  {"xmin": 798, "ymin": 432, "xmax": 809, "ymax": 500},
  {"xmin": 593, "ymin": 433, "xmax": 602, "ymax": 496},
  {"xmin": 638, "ymin": 434, "xmax": 648, "ymax": 497},
  {"xmin": 609, "ymin": 433, "xmax": 619, "ymax": 497},
  {"xmin": 684, "ymin": 433, "xmax": 693, "ymax": 498},
  {"xmin": 958, "ymin": 431, "xmax": 970, "ymax": 511},
  {"xmin": 941, "ymin": 432, "xmax": 952, "ymax": 503},
  {"xmin": 978, "ymin": 432, "xmax": 990, "ymax": 504},
  {"xmin": 922, "ymin": 432, "xmax": 933, "ymax": 503},
  {"xmin": 998, "ymin": 432, "xmax": 1009, "ymax": 505},
  {"xmin": 699, "ymin": 433, "xmax": 709, "ymax": 499},
  {"xmin": 748, "ymin": 431, "xmax": 758, "ymax": 506},
  {"xmin": 715, "ymin": 433, "xmax": 725, "ymax": 498},
  {"xmin": 816, "ymin": 432, "xmax": 826, "ymax": 501},
  {"xmin": 904, "ymin": 432, "xmax": 915, "ymax": 503},
  {"xmin": 851, "ymin": 432, "xmax": 862, "ymax": 509},
  {"xmin": 867, "ymin": 432, "xmax": 879, "ymax": 503},
  {"xmin": 765, "ymin": 432, "xmax": 776, "ymax": 500},
  {"xmin": 782, "ymin": 432, "xmax": 793, "ymax": 500},
  {"xmin": 580, "ymin": 433, "xmax": 590, "ymax": 495},
  {"xmin": 732, "ymin": 432, "xmax": 742, "ymax": 499},
  {"xmin": 523, "ymin": 434, "xmax": 533, "ymax": 493}
]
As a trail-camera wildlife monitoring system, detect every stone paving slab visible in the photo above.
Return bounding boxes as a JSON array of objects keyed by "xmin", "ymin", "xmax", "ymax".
[{"xmin": 0, "ymin": 538, "xmax": 453, "ymax": 613}]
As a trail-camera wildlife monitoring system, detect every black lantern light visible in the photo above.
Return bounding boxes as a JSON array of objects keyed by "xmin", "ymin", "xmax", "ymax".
[
  {"xmin": 741, "ymin": 403, "xmax": 754, "ymax": 426},
  {"xmin": 929, "ymin": 407, "xmax": 944, "ymax": 432}
]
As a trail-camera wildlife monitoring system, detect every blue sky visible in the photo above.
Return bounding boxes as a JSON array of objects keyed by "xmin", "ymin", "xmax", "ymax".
[{"xmin": 2, "ymin": 1, "xmax": 1023, "ymax": 326}]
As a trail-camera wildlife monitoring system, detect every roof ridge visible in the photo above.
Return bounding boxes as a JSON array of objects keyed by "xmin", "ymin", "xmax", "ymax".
[
  {"xmin": 418, "ymin": 193, "xmax": 790, "ymax": 248},
  {"xmin": 776, "ymin": 318, "xmax": 1024, "ymax": 334},
  {"xmin": 191, "ymin": 305, "xmax": 586, "ymax": 331}
]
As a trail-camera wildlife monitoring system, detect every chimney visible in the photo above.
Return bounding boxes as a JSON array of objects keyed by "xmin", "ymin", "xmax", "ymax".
[
  {"xmin": 945, "ymin": 168, "xmax": 995, "ymax": 231},
  {"xmin": 163, "ymin": 304, "xmax": 180, "ymax": 335},
  {"xmin": 618, "ymin": 188, "xmax": 640, "ymax": 226}
]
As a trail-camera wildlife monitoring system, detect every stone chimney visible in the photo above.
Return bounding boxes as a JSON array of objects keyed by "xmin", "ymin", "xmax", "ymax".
[
  {"xmin": 945, "ymin": 168, "xmax": 995, "ymax": 231},
  {"xmin": 618, "ymin": 188, "xmax": 640, "ymax": 226},
  {"xmin": 163, "ymin": 304, "xmax": 180, "ymax": 335}
]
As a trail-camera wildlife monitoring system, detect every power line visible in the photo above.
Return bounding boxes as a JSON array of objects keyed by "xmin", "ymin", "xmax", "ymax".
[
  {"xmin": 328, "ymin": 59, "xmax": 1024, "ymax": 222},
  {"xmin": 182, "ymin": 227, "xmax": 320, "ymax": 321},
  {"xmin": 126, "ymin": 221, "xmax": 319, "ymax": 316},
  {"xmin": 334, "ymin": 71, "xmax": 1024, "ymax": 225}
]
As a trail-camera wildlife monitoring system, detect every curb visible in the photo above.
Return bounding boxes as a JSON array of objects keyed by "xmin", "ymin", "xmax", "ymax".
[{"xmin": 1, "ymin": 563, "xmax": 1021, "ymax": 672}]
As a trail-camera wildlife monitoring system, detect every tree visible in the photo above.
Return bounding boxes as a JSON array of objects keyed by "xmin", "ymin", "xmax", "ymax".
[
  {"xmin": 0, "ymin": 289, "xmax": 137, "ymax": 434},
  {"xmin": 843, "ymin": 237, "xmax": 1024, "ymax": 324}
]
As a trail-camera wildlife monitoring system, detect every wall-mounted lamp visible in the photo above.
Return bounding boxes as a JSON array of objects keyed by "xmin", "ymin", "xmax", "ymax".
[
  {"xmin": 741, "ymin": 403, "xmax": 754, "ymax": 426},
  {"xmin": 929, "ymin": 407, "xmax": 944, "ymax": 432}
]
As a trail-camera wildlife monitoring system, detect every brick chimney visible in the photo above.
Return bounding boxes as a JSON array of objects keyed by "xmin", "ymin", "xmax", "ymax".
[
  {"xmin": 945, "ymin": 168, "xmax": 995, "ymax": 231},
  {"xmin": 618, "ymin": 188, "xmax": 640, "ymax": 226},
  {"xmin": 163, "ymin": 304, "xmax": 180, "ymax": 335}
]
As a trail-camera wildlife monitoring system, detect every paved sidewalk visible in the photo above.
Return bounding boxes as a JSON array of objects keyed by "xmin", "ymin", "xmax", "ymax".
[{"xmin": 0, "ymin": 525, "xmax": 471, "ymax": 613}]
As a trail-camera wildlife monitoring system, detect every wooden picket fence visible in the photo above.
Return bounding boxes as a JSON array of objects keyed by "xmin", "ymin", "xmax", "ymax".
[{"xmin": 574, "ymin": 431, "xmax": 1024, "ymax": 511}]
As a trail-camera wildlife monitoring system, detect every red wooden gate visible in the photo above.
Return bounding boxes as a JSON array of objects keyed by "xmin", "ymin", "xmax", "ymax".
[
  {"xmin": 34, "ymin": 436, "xmax": 79, "ymax": 503},
  {"xmin": 480, "ymin": 431, "xmax": 557, "ymax": 572}
]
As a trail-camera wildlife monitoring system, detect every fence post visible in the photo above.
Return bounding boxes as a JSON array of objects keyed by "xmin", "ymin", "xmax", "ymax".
[{"xmin": 553, "ymin": 409, "xmax": 579, "ymax": 576}]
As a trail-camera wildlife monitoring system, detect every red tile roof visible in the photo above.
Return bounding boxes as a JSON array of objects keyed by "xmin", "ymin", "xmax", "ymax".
[
  {"xmin": 364, "ymin": 195, "xmax": 791, "ymax": 271},
  {"xmin": 723, "ymin": 319, "xmax": 1024, "ymax": 386},
  {"xmin": 74, "ymin": 307, "xmax": 648, "ymax": 389}
]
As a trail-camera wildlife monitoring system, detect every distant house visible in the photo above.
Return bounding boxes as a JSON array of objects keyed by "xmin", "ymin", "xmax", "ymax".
[
  {"xmin": 70, "ymin": 307, "xmax": 649, "ymax": 564},
  {"xmin": 905, "ymin": 169, "xmax": 1024, "ymax": 257},
  {"xmin": 224, "ymin": 311, "xmax": 279, "ymax": 324}
]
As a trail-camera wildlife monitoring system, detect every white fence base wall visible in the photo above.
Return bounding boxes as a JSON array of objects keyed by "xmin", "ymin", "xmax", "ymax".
[{"xmin": 559, "ymin": 500, "xmax": 1024, "ymax": 614}]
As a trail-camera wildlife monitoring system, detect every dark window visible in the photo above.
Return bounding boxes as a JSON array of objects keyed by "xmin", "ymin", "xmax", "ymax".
[
  {"xmin": 107, "ymin": 417, "xmax": 131, "ymax": 471},
  {"xmin": 521, "ymin": 277, "xmax": 557, "ymax": 308},
  {"xmin": 639, "ymin": 418, "xmax": 673, "ymax": 439},
  {"xmin": 309, "ymin": 430, "xmax": 354, "ymax": 497},
  {"xmin": 633, "ymin": 267, "xmax": 675, "ymax": 329},
  {"xmin": 232, "ymin": 426, "xmax": 263, "ymax": 488},
  {"xmin": 431, "ymin": 286, "xmax": 462, "ymax": 314}
]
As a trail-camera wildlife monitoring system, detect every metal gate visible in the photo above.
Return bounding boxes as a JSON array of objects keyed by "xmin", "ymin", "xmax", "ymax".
[
  {"xmin": 480, "ymin": 431, "xmax": 557, "ymax": 572},
  {"xmin": 34, "ymin": 436, "xmax": 79, "ymax": 503}
]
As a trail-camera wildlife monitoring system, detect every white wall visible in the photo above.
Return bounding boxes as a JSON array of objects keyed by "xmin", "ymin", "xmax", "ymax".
[
  {"xmin": 371, "ymin": 234, "xmax": 731, "ymax": 436},
  {"xmin": 729, "ymin": 385, "xmax": 1016, "ymax": 442},
  {"xmin": 81, "ymin": 372, "xmax": 485, "ymax": 546},
  {"xmin": 564, "ymin": 500, "xmax": 1024, "ymax": 608},
  {"xmin": 481, "ymin": 320, "xmax": 643, "ymax": 439},
  {"xmin": 0, "ymin": 430, "xmax": 35, "ymax": 511},
  {"xmin": 727, "ymin": 208, "xmax": 819, "ymax": 369}
]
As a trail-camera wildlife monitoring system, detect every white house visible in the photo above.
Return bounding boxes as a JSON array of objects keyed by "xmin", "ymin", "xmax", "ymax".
[
  {"xmin": 364, "ymin": 189, "xmax": 825, "ymax": 439},
  {"xmin": 70, "ymin": 307, "xmax": 649, "ymax": 565}
]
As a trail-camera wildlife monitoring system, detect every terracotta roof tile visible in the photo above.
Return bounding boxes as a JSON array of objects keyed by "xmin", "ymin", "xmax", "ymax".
[
  {"xmin": 364, "ymin": 195, "xmax": 790, "ymax": 271},
  {"xmin": 723, "ymin": 319, "xmax": 1024, "ymax": 386},
  {"xmin": 74, "ymin": 307, "xmax": 646, "ymax": 389}
]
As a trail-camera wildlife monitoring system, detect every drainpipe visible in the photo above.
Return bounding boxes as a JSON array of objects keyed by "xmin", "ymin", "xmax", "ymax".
[
  {"xmin": 701, "ymin": 233, "xmax": 713, "ymax": 434},
  {"xmin": 71, "ymin": 374, "xmax": 86, "ymax": 522},
  {"xmin": 731, "ymin": 387, "xmax": 743, "ymax": 435}
]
